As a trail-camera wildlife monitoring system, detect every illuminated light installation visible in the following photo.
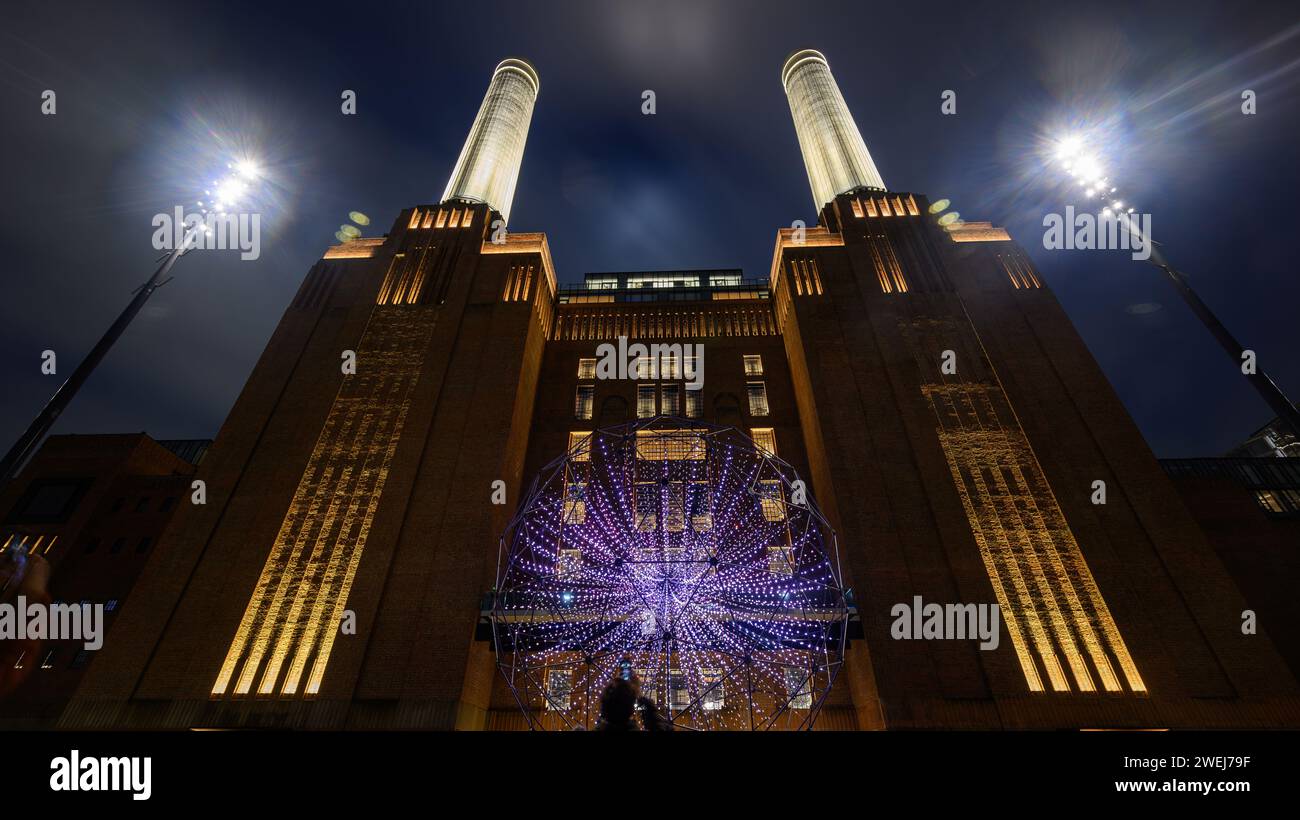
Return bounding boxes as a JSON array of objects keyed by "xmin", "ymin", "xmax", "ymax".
[
  {"xmin": 781, "ymin": 49, "xmax": 886, "ymax": 212},
  {"xmin": 441, "ymin": 58, "xmax": 539, "ymax": 226},
  {"xmin": 492, "ymin": 418, "xmax": 849, "ymax": 730}
]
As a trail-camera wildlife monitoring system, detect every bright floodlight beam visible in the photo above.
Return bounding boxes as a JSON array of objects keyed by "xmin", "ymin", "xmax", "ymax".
[
  {"xmin": 1048, "ymin": 133, "xmax": 1300, "ymax": 440},
  {"xmin": 214, "ymin": 177, "xmax": 247, "ymax": 209},
  {"xmin": 0, "ymin": 156, "xmax": 266, "ymax": 484}
]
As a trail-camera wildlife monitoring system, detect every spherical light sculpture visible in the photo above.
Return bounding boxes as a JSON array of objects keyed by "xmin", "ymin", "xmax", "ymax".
[{"xmin": 491, "ymin": 417, "xmax": 849, "ymax": 730}]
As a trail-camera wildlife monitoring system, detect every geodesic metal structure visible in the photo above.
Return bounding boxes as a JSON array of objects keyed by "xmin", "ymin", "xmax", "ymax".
[{"xmin": 491, "ymin": 417, "xmax": 848, "ymax": 730}]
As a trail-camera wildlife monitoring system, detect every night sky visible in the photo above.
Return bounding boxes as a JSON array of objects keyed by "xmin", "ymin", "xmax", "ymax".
[{"xmin": 2, "ymin": 0, "xmax": 1297, "ymax": 459}]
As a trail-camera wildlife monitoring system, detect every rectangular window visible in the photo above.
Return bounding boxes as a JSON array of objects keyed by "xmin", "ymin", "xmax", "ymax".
[
  {"xmin": 767, "ymin": 544, "xmax": 794, "ymax": 577},
  {"xmin": 784, "ymin": 666, "xmax": 813, "ymax": 709},
  {"xmin": 568, "ymin": 432, "xmax": 591, "ymax": 462},
  {"xmin": 751, "ymin": 427, "xmax": 777, "ymax": 456},
  {"xmin": 545, "ymin": 669, "xmax": 573, "ymax": 711},
  {"xmin": 661, "ymin": 384, "xmax": 681, "ymax": 415},
  {"xmin": 136, "ymin": 536, "xmax": 152, "ymax": 554},
  {"xmin": 758, "ymin": 480, "xmax": 785, "ymax": 522},
  {"xmin": 637, "ymin": 385, "xmax": 657, "ymax": 418},
  {"xmin": 685, "ymin": 387, "xmax": 702, "ymax": 418},
  {"xmin": 563, "ymin": 482, "xmax": 587, "ymax": 525},
  {"xmin": 577, "ymin": 358, "xmax": 597, "ymax": 379},
  {"xmin": 747, "ymin": 382, "xmax": 770, "ymax": 416},
  {"xmin": 635, "ymin": 483, "xmax": 658, "ymax": 532},
  {"xmin": 1255, "ymin": 490, "xmax": 1285, "ymax": 513},
  {"xmin": 669, "ymin": 672, "xmax": 691, "ymax": 711},
  {"xmin": 743, "ymin": 355, "xmax": 764, "ymax": 376},
  {"xmin": 635, "ymin": 356, "xmax": 653, "ymax": 380},
  {"xmin": 701, "ymin": 669, "xmax": 725, "ymax": 711},
  {"xmin": 575, "ymin": 385, "xmax": 594, "ymax": 420},
  {"xmin": 636, "ymin": 430, "xmax": 707, "ymax": 461}
]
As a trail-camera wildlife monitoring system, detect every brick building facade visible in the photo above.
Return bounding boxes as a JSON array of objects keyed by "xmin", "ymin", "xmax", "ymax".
[{"xmin": 48, "ymin": 52, "xmax": 1300, "ymax": 730}]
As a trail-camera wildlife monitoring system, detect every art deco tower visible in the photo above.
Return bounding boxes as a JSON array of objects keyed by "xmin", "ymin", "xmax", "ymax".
[
  {"xmin": 64, "ymin": 57, "xmax": 561, "ymax": 729},
  {"xmin": 781, "ymin": 49, "xmax": 886, "ymax": 212},
  {"xmin": 765, "ymin": 48, "xmax": 1297, "ymax": 728},
  {"xmin": 441, "ymin": 58, "xmax": 539, "ymax": 225}
]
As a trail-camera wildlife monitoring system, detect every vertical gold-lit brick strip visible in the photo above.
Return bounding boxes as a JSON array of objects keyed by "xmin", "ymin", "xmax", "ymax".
[
  {"xmin": 212, "ymin": 305, "xmax": 438, "ymax": 698},
  {"xmin": 287, "ymin": 345, "xmax": 424, "ymax": 695},
  {"xmin": 1011, "ymin": 446, "xmax": 1144, "ymax": 692},
  {"xmin": 257, "ymin": 397, "xmax": 385, "ymax": 694},
  {"xmin": 218, "ymin": 356, "xmax": 364, "ymax": 696},
  {"xmin": 273, "ymin": 310, "xmax": 434, "ymax": 695},
  {"xmin": 948, "ymin": 399, "xmax": 1098, "ymax": 692},
  {"xmin": 1009, "ymin": 454, "xmax": 1122, "ymax": 692},
  {"xmin": 919, "ymin": 345, "xmax": 1078, "ymax": 690},
  {"xmin": 377, "ymin": 256, "xmax": 400, "ymax": 305},
  {"xmin": 229, "ymin": 390, "xmax": 379, "ymax": 695},
  {"xmin": 929, "ymin": 401, "xmax": 1064, "ymax": 691},
  {"xmin": 942, "ymin": 422, "xmax": 1089, "ymax": 690},
  {"xmin": 212, "ymin": 425, "xmax": 353, "ymax": 696},
  {"xmin": 293, "ymin": 385, "xmax": 410, "ymax": 696},
  {"xmin": 957, "ymin": 328, "xmax": 1143, "ymax": 692},
  {"xmin": 925, "ymin": 387, "xmax": 1094, "ymax": 692},
  {"xmin": 902, "ymin": 309, "xmax": 1144, "ymax": 694},
  {"xmin": 990, "ymin": 430, "xmax": 1115, "ymax": 692},
  {"xmin": 933, "ymin": 438, "xmax": 1047, "ymax": 690}
]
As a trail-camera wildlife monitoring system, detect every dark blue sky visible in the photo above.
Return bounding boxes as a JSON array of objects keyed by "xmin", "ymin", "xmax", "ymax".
[{"xmin": 1, "ymin": 0, "xmax": 1297, "ymax": 458}]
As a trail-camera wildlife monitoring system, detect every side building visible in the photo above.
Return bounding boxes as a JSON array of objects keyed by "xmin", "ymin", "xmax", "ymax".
[{"xmin": 0, "ymin": 434, "xmax": 205, "ymax": 727}]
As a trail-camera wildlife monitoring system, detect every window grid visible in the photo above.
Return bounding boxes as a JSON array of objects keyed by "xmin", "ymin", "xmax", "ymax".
[
  {"xmin": 685, "ymin": 387, "xmax": 702, "ymax": 419},
  {"xmin": 574, "ymin": 385, "xmax": 594, "ymax": 420},
  {"xmin": 568, "ymin": 432, "xmax": 592, "ymax": 462},
  {"xmin": 637, "ymin": 385, "xmax": 657, "ymax": 418},
  {"xmin": 662, "ymin": 384, "xmax": 681, "ymax": 415},
  {"xmin": 751, "ymin": 428, "xmax": 777, "ymax": 456}
]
